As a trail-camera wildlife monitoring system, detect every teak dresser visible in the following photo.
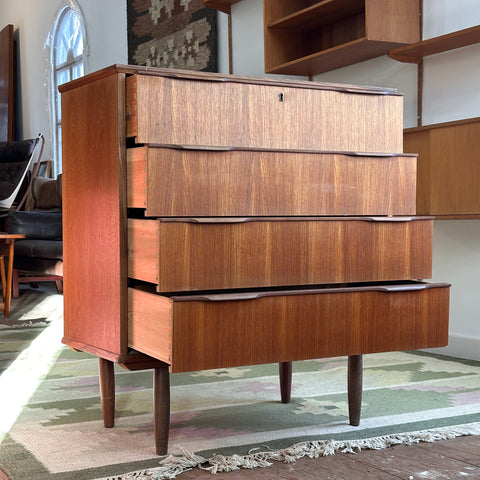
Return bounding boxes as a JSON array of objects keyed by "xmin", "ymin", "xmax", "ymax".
[{"xmin": 60, "ymin": 65, "xmax": 450, "ymax": 455}]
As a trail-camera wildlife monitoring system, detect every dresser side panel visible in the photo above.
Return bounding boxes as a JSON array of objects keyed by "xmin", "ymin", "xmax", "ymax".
[{"xmin": 62, "ymin": 73, "xmax": 127, "ymax": 358}]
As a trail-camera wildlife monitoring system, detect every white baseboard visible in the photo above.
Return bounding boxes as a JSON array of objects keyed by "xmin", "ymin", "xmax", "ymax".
[{"xmin": 422, "ymin": 333, "xmax": 480, "ymax": 361}]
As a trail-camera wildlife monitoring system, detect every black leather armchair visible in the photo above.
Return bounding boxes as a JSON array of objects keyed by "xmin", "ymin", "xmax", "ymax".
[
  {"xmin": 7, "ymin": 175, "xmax": 63, "ymax": 297},
  {"xmin": 0, "ymin": 135, "xmax": 43, "ymax": 210}
]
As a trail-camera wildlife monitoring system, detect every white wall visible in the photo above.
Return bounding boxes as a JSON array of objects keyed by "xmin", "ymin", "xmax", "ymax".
[
  {"xmin": 0, "ymin": 0, "xmax": 127, "ymax": 160},
  {"xmin": 312, "ymin": 3, "xmax": 480, "ymax": 361},
  {"xmin": 220, "ymin": 0, "xmax": 480, "ymax": 360},
  {"xmin": 420, "ymin": 0, "xmax": 480, "ymax": 360}
]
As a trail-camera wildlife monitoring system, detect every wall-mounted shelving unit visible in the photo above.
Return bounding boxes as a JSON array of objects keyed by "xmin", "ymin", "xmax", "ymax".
[
  {"xmin": 263, "ymin": 0, "xmax": 420, "ymax": 77},
  {"xmin": 388, "ymin": 24, "xmax": 480, "ymax": 218}
]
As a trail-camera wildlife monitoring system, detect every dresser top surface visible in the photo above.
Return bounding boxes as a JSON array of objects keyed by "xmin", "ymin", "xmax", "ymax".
[{"xmin": 59, "ymin": 64, "xmax": 402, "ymax": 96}]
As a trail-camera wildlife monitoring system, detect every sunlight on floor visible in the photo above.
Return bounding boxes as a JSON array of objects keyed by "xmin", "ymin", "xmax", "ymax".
[{"xmin": 0, "ymin": 297, "xmax": 64, "ymax": 444}]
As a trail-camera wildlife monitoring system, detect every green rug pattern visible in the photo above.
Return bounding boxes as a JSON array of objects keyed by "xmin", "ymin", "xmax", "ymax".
[{"xmin": 1, "ymin": 316, "xmax": 479, "ymax": 479}]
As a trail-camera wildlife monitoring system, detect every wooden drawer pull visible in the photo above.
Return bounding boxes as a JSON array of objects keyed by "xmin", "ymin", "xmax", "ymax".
[
  {"xmin": 375, "ymin": 283, "xmax": 449, "ymax": 292},
  {"xmin": 160, "ymin": 216, "xmax": 430, "ymax": 224},
  {"xmin": 171, "ymin": 282, "xmax": 450, "ymax": 303},
  {"xmin": 164, "ymin": 145, "xmax": 410, "ymax": 157}
]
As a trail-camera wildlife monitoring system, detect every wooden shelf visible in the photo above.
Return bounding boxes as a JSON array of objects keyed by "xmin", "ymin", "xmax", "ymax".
[
  {"xmin": 203, "ymin": 0, "xmax": 241, "ymax": 14},
  {"xmin": 388, "ymin": 25, "xmax": 480, "ymax": 63},
  {"xmin": 393, "ymin": 25, "xmax": 480, "ymax": 218},
  {"xmin": 267, "ymin": 37, "xmax": 405, "ymax": 76},
  {"xmin": 267, "ymin": 0, "xmax": 364, "ymax": 30},
  {"xmin": 264, "ymin": 0, "xmax": 420, "ymax": 77}
]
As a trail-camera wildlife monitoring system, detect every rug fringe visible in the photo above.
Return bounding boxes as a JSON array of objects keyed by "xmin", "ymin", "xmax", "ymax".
[{"xmin": 95, "ymin": 422, "xmax": 480, "ymax": 479}]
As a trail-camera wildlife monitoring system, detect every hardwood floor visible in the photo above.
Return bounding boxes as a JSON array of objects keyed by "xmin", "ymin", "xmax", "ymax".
[
  {"xmin": 179, "ymin": 434, "xmax": 480, "ymax": 479},
  {"xmin": 0, "ymin": 432, "xmax": 477, "ymax": 479}
]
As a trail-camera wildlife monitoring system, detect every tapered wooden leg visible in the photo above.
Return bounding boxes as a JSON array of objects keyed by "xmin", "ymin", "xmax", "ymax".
[
  {"xmin": 153, "ymin": 366, "xmax": 170, "ymax": 455},
  {"xmin": 99, "ymin": 358, "xmax": 115, "ymax": 428},
  {"xmin": 279, "ymin": 361, "xmax": 292, "ymax": 404},
  {"xmin": 0, "ymin": 256, "xmax": 6, "ymax": 307},
  {"xmin": 12, "ymin": 268, "xmax": 19, "ymax": 299},
  {"xmin": 348, "ymin": 354, "xmax": 363, "ymax": 426},
  {"xmin": 55, "ymin": 279, "xmax": 63, "ymax": 294},
  {"xmin": 4, "ymin": 241, "xmax": 15, "ymax": 317}
]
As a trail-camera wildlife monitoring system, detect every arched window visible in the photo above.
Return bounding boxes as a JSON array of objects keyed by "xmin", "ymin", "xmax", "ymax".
[{"xmin": 51, "ymin": 2, "xmax": 87, "ymax": 174}]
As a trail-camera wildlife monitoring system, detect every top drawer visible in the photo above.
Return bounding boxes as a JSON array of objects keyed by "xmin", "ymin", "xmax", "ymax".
[{"xmin": 126, "ymin": 73, "xmax": 403, "ymax": 153}]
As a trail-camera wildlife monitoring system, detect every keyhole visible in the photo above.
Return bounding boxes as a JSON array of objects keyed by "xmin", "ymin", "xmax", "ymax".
[{"xmin": 279, "ymin": 93, "xmax": 284, "ymax": 102}]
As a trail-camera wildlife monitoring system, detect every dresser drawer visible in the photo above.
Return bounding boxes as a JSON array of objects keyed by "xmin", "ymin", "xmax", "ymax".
[
  {"xmin": 128, "ymin": 217, "xmax": 433, "ymax": 292},
  {"xmin": 126, "ymin": 73, "xmax": 403, "ymax": 152},
  {"xmin": 127, "ymin": 147, "xmax": 417, "ymax": 216},
  {"xmin": 128, "ymin": 281, "xmax": 450, "ymax": 372}
]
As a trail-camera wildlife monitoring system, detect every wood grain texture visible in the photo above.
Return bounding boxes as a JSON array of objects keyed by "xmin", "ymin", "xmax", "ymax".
[
  {"xmin": 126, "ymin": 145, "xmax": 146, "ymax": 208},
  {"xmin": 365, "ymin": 0, "xmax": 420, "ymax": 44},
  {"xmin": 264, "ymin": 0, "xmax": 419, "ymax": 75},
  {"xmin": 0, "ymin": 24, "xmax": 15, "ymax": 141},
  {"xmin": 128, "ymin": 74, "xmax": 403, "ymax": 153},
  {"xmin": 403, "ymin": 128, "xmax": 431, "ymax": 214},
  {"xmin": 61, "ymin": 64, "xmax": 447, "ymax": 455},
  {"xmin": 405, "ymin": 117, "xmax": 480, "ymax": 216},
  {"xmin": 128, "ymin": 217, "xmax": 433, "ymax": 291},
  {"xmin": 127, "ymin": 282, "xmax": 450, "ymax": 372},
  {"xmin": 99, "ymin": 358, "xmax": 115, "ymax": 427},
  {"xmin": 128, "ymin": 218, "xmax": 159, "ymax": 285},
  {"xmin": 177, "ymin": 436, "xmax": 480, "ymax": 479},
  {"xmin": 266, "ymin": 0, "xmax": 364, "ymax": 29},
  {"xmin": 128, "ymin": 288, "xmax": 172, "ymax": 364},
  {"xmin": 163, "ymin": 283, "xmax": 450, "ymax": 372},
  {"xmin": 65, "ymin": 64, "xmax": 397, "ymax": 94},
  {"xmin": 132, "ymin": 148, "xmax": 417, "ymax": 217},
  {"xmin": 61, "ymin": 71, "xmax": 127, "ymax": 359},
  {"xmin": 389, "ymin": 25, "xmax": 480, "ymax": 63}
]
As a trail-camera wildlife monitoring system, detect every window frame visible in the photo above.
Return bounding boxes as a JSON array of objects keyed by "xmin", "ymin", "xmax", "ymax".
[{"xmin": 50, "ymin": 1, "xmax": 87, "ymax": 174}]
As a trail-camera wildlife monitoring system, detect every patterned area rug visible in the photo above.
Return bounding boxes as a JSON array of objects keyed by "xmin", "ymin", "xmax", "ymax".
[
  {"xmin": 0, "ymin": 285, "xmax": 62, "ymax": 330},
  {"xmin": 127, "ymin": 0, "xmax": 217, "ymax": 72},
  {"xmin": 0, "ymin": 299, "xmax": 479, "ymax": 480}
]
